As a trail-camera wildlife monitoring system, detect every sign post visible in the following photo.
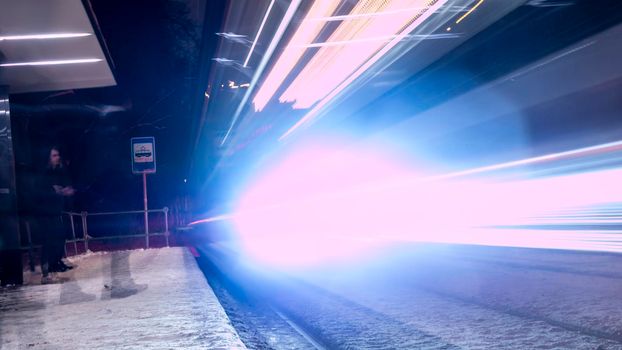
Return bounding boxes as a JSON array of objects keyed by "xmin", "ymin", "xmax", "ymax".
[{"xmin": 131, "ymin": 137, "xmax": 156, "ymax": 248}]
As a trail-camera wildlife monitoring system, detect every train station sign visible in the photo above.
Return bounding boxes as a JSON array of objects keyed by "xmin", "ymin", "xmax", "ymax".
[{"xmin": 131, "ymin": 136, "xmax": 156, "ymax": 174}]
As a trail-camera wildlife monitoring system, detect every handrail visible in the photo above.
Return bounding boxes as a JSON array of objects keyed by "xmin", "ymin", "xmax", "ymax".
[
  {"xmin": 64, "ymin": 208, "xmax": 168, "ymax": 216},
  {"xmin": 23, "ymin": 207, "xmax": 170, "ymax": 265}
]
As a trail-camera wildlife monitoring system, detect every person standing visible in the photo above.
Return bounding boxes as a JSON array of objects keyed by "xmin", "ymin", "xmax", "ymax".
[{"xmin": 39, "ymin": 147, "xmax": 75, "ymax": 283}]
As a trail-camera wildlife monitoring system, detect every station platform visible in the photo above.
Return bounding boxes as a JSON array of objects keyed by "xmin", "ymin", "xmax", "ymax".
[{"xmin": 0, "ymin": 247, "xmax": 246, "ymax": 349}]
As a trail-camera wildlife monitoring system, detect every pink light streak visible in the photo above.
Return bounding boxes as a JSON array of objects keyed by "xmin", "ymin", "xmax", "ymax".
[
  {"xmin": 280, "ymin": 0, "xmax": 447, "ymax": 140},
  {"xmin": 252, "ymin": 0, "xmax": 341, "ymax": 112},
  {"xmin": 280, "ymin": 0, "xmax": 444, "ymax": 110},
  {"xmin": 195, "ymin": 139, "xmax": 622, "ymax": 267},
  {"xmin": 305, "ymin": 6, "xmax": 432, "ymax": 22}
]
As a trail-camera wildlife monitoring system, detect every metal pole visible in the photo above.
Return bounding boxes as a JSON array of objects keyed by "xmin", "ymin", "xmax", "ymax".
[
  {"xmin": 69, "ymin": 214, "xmax": 78, "ymax": 255},
  {"xmin": 164, "ymin": 207, "xmax": 169, "ymax": 247},
  {"xmin": 61, "ymin": 215, "xmax": 68, "ymax": 258},
  {"xmin": 143, "ymin": 172, "xmax": 149, "ymax": 248},
  {"xmin": 25, "ymin": 220, "xmax": 35, "ymax": 272},
  {"xmin": 81, "ymin": 211, "xmax": 89, "ymax": 252}
]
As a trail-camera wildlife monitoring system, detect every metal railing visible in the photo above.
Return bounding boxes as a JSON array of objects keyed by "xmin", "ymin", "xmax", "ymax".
[
  {"xmin": 63, "ymin": 207, "xmax": 170, "ymax": 255},
  {"xmin": 20, "ymin": 207, "xmax": 170, "ymax": 271}
]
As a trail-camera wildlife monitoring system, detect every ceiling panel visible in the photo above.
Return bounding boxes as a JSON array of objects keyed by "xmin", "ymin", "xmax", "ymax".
[{"xmin": 0, "ymin": 0, "xmax": 116, "ymax": 93}]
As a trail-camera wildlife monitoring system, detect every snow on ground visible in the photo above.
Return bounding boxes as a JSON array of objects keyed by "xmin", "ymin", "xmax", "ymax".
[{"xmin": 0, "ymin": 247, "xmax": 246, "ymax": 349}]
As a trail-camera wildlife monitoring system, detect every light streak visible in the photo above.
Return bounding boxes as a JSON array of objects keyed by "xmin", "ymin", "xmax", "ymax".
[
  {"xmin": 455, "ymin": 0, "xmax": 484, "ymax": 24},
  {"xmin": 425, "ymin": 139, "xmax": 622, "ymax": 181},
  {"xmin": 190, "ymin": 214, "xmax": 235, "ymax": 226},
  {"xmin": 306, "ymin": 6, "xmax": 430, "ymax": 22},
  {"xmin": 0, "ymin": 33, "xmax": 91, "ymax": 41},
  {"xmin": 252, "ymin": 0, "xmax": 342, "ymax": 112},
  {"xmin": 281, "ymin": 0, "xmax": 440, "ymax": 110},
  {"xmin": 506, "ymin": 41, "xmax": 595, "ymax": 82},
  {"xmin": 194, "ymin": 139, "xmax": 622, "ymax": 266},
  {"xmin": 197, "ymin": 139, "xmax": 622, "ymax": 224},
  {"xmin": 0, "ymin": 58, "xmax": 102, "ymax": 67},
  {"xmin": 297, "ymin": 33, "xmax": 459, "ymax": 48},
  {"xmin": 243, "ymin": 0, "xmax": 276, "ymax": 67},
  {"xmin": 221, "ymin": 0, "xmax": 303, "ymax": 145},
  {"xmin": 297, "ymin": 35, "xmax": 406, "ymax": 48},
  {"xmin": 280, "ymin": 0, "xmax": 447, "ymax": 140}
]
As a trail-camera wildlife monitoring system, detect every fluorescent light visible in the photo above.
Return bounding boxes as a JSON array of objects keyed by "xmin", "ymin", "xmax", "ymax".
[
  {"xmin": 243, "ymin": 0, "xmax": 276, "ymax": 67},
  {"xmin": 0, "ymin": 58, "xmax": 102, "ymax": 67},
  {"xmin": 0, "ymin": 33, "xmax": 91, "ymax": 41}
]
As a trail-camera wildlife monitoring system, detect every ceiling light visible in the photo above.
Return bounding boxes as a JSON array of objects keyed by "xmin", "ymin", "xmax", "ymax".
[
  {"xmin": 0, "ymin": 58, "xmax": 102, "ymax": 67},
  {"xmin": 0, "ymin": 33, "xmax": 91, "ymax": 41}
]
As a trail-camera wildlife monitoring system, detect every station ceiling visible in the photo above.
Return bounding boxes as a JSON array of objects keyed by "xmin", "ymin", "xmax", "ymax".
[{"xmin": 0, "ymin": 0, "xmax": 115, "ymax": 94}]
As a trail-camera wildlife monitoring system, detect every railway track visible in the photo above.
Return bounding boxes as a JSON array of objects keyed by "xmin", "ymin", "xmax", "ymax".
[{"xmin": 195, "ymin": 243, "xmax": 622, "ymax": 349}]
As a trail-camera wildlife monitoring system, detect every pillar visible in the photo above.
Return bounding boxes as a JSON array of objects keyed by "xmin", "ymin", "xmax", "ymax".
[{"xmin": 0, "ymin": 86, "xmax": 23, "ymax": 285}]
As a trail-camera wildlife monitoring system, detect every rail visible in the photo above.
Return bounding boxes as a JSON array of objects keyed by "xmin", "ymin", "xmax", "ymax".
[
  {"xmin": 21, "ymin": 207, "xmax": 170, "ymax": 263},
  {"xmin": 63, "ymin": 207, "xmax": 170, "ymax": 255}
]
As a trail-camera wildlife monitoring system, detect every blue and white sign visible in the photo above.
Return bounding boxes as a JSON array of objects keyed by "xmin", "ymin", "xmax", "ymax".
[{"xmin": 131, "ymin": 137, "xmax": 156, "ymax": 174}]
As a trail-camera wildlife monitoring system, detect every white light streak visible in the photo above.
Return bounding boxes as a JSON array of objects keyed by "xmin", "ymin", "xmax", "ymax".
[
  {"xmin": 221, "ymin": 0, "xmax": 303, "ymax": 145},
  {"xmin": 243, "ymin": 0, "xmax": 276, "ymax": 67},
  {"xmin": 0, "ymin": 58, "xmax": 102, "ymax": 67},
  {"xmin": 252, "ymin": 0, "xmax": 342, "ymax": 112},
  {"xmin": 0, "ymin": 33, "xmax": 91, "ymax": 41},
  {"xmin": 427, "ymin": 139, "xmax": 622, "ymax": 182}
]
